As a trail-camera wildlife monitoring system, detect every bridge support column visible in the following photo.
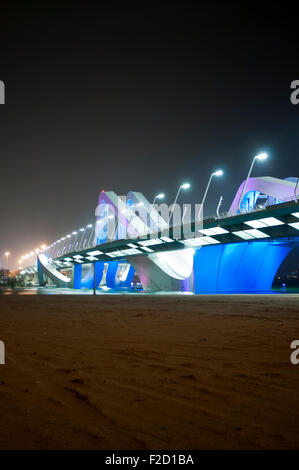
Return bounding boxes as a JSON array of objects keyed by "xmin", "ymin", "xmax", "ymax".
[
  {"xmin": 72, "ymin": 261, "xmax": 105, "ymax": 290},
  {"xmin": 72, "ymin": 264, "xmax": 82, "ymax": 289},
  {"xmin": 106, "ymin": 261, "xmax": 120, "ymax": 288}
]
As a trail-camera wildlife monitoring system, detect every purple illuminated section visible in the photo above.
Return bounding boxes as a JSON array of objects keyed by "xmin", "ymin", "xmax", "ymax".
[{"xmin": 229, "ymin": 176, "xmax": 298, "ymax": 214}]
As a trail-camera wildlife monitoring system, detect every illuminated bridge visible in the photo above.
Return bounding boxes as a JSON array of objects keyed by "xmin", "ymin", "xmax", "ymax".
[{"xmin": 21, "ymin": 175, "xmax": 299, "ymax": 293}]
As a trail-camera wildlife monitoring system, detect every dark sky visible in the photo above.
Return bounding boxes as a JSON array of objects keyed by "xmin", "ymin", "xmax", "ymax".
[{"xmin": 1, "ymin": 2, "xmax": 299, "ymax": 269}]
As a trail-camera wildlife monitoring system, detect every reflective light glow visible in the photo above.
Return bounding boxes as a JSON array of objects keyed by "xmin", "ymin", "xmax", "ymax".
[
  {"xmin": 149, "ymin": 248, "xmax": 194, "ymax": 280},
  {"xmin": 245, "ymin": 217, "xmax": 284, "ymax": 228},
  {"xmin": 199, "ymin": 227, "xmax": 229, "ymax": 236},
  {"xmin": 183, "ymin": 236, "xmax": 220, "ymax": 246},
  {"xmin": 234, "ymin": 229, "xmax": 270, "ymax": 239},
  {"xmin": 124, "ymin": 248, "xmax": 142, "ymax": 255},
  {"xmin": 140, "ymin": 246, "xmax": 154, "ymax": 252},
  {"xmin": 160, "ymin": 236, "xmax": 174, "ymax": 243},
  {"xmin": 138, "ymin": 238, "xmax": 163, "ymax": 247},
  {"xmin": 109, "ymin": 248, "xmax": 142, "ymax": 256}
]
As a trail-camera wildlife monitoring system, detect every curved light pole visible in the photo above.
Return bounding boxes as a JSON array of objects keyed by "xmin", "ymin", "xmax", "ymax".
[
  {"xmin": 170, "ymin": 183, "xmax": 190, "ymax": 223},
  {"xmin": 238, "ymin": 152, "xmax": 268, "ymax": 212},
  {"xmin": 201, "ymin": 170, "xmax": 223, "ymax": 211},
  {"xmin": 216, "ymin": 195, "xmax": 224, "ymax": 219},
  {"xmin": 151, "ymin": 193, "xmax": 165, "ymax": 231},
  {"xmin": 152, "ymin": 193, "xmax": 165, "ymax": 205},
  {"xmin": 86, "ymin": 224, "xmax": 94, "ymax": 249}
]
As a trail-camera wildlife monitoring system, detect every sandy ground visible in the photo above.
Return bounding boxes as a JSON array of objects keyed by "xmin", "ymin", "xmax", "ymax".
[{"xmin": 0, "ymin": 293, "xmax": 299, "ymax": 450}]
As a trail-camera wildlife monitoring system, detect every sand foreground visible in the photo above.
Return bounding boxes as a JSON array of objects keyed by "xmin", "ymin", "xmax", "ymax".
[{"xmin": 0, "ymin": 293, "xmax": 299, "ymax": 449}]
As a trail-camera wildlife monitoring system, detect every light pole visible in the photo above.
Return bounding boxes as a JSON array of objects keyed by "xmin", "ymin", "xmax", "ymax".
[
  {"xmin": 170, "ymin": 183, "xmax": 190, "ymax": 223},
  {"xmin": 4, "ymin": 252, "xmax": 10, "ymax": 271},
  {"xmin": 152, "ymin": 193, "xmax": 165, "ymax": 205},
  {"xmin": 199, "ymin": 170, "xmax": 223, "ymax": 220},
  {"xmin": 238, "ymin": 152, "xmax": 268, "ymax": 212},
  {"xmin": 151, "ymin": 193, "xmax": 165, "ymax": 232},
  {"xmin": 216, "ymin": 195, "xmax": 224, "ymax": 219}
]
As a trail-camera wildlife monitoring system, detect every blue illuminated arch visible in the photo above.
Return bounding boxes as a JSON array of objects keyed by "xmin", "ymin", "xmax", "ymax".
[{"xmin": 193, "ymin": 242, "xmax": 292, "ymax": 293}]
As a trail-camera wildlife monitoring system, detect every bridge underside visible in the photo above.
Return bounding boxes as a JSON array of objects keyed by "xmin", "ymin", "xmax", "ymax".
[{"xmin": 36, "ymin": 240, "xmax": 294, "ymax": 294}]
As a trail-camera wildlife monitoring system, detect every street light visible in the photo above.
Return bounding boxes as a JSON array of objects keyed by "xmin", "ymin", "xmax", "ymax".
[
  {"xmin": 238, "ymin": 152, "xmax": 268, "ymax": 212},
  {"xmin": 152, "ymin": 193, "xmax": 165, "ymax": 205},
  {"xmin": 200, "ymin": 170, "xmax": 223, "ymax": 219},
  {"xmin": 4, "ymin": 252, "xmax": 10, "ymax": 270},
  {"xmin": 169, "ymin": 183, "xmax": 191, "ymax": 223},
  {"xmin": 170, "ymin": 183, "xmax": 191, "ymax": 222}
]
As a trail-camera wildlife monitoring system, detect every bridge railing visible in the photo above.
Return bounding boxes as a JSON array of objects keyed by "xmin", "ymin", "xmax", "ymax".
[{"xmin": 202, "ymin": 194, "xmax": 299, "ymax": 221}]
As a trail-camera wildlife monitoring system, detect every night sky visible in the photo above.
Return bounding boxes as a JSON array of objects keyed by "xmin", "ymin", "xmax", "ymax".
[{"xmin": 0, "ymin": 2, "xmax": 299, "ymax": 269}]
